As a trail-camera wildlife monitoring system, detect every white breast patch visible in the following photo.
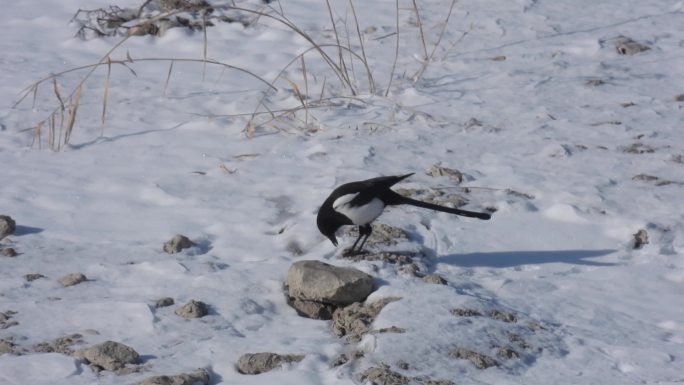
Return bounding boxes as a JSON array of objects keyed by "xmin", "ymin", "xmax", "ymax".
[{"xmin": 333, "ymin": 193, "xmax": 385, "ymax": 225}]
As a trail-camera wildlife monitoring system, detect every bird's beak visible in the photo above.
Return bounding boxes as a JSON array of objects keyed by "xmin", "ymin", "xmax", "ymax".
[{"xmin": 327, "ymin": 234, "xmax": 338, "ymax": 247}]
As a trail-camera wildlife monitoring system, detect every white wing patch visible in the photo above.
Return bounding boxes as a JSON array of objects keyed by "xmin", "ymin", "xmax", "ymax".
[{"xmin": 333, "ymin": 193, "xmax": 385, "ymax": 225}]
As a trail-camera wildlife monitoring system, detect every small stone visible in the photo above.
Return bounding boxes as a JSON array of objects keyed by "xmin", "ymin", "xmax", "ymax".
[
  {"xmin": 372, "ymin": 326, "xmax": 406, "ymax": 334},
  {"xmin": 633, "ymin": 229, "xmax": 649, "ymax": 249},
  {"xmin": 672, "ymin": 154, "xmax": 684, "ymax": 164},
  {"xmin": 332, "ymin": 297, "xmax": 401, "ymax": 341},
  {"xmin": 136, "ymin": 368, "xmax": 210, "ymax": 385},
  {"xmin": 0, "ymin": 215, "xmax": 16, "ymax": 239},
  {"xmin": 488, "ymin": 310, "xmax": 517, "ymax": 323},
  {"xmin": 400, "ymin": 263, "xmax": 421, "ymax": 276},
  {"xmin": 0, "ymin": 338, "xmax": 17, "ymax": 354},
  {"xmin": 24, "ymin": 273, "xmax": 46, "ymax": 282},
  {"xmin": 175, "ymin": 300, "xmax": 209, "ymax": 319},
  {"xmin": 615, "ymin": 37, "xmax": 650, "ymax": 55},
  {"xmin": 74, "ymin": 340, "xmax": 140, "ymax": 371},
  {"xmin": 497, "ymin": 346, "xmax": 520, "ymax": 359},
  {"xmin": 154, "ymin": 297, "xmax": 175, "ymax": 308},
  {"xmin": 2, "ymin": 248, "xmax": 18, "ymax": 257},
  {"xmin": 449, "ymin": 348, "xmax": 499, "ymax": 369},
  {"xmin": 675, "ymin": 94, "xmax": 684, "ymax": 102},
  {"xmin": 450, "ymin": 308, "xmax": 483, "ymax": 317},
  {"xmin": 163, "ymin": 234, "xmax": 195, "ymax": 254},
  {"xmin": 429, "ymin": 165, "xmax": 464, "ymax": 183},
  {"xmin": 59, "ymin": 273, "xmax": 87, "ymax": 287},
  {"xmin": 421, "ymin": 380, "xmax": 456, "ymax": 385},
  {"xmin": 422, "ymin": 274, "xmax": 447, "ymax": 285},
  {"xmin": 360, "ymin": 364, "xmax": 410, "ymax": 385},
  {"xmin": 585, "ymin": 79, "xmax": 606, "ymax": 87},
  {"xmin": 622, "ymin": 143, "xmax": 655, "ymax": 154},
  {"xmin": 236, "ymin": 352, "xmax": 304, "ymax": 375}
]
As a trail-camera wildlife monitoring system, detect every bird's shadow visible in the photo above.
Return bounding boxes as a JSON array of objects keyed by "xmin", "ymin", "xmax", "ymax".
[
  {"xmin": 438, "ymin": 249, "xmax": 618, "ymax": 268},
  {"xmin": 14, "ymin": 225, "xmax": 44, "ymax": 236}
]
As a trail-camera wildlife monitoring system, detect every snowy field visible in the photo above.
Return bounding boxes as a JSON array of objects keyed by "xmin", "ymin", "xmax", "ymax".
[{"xmin": 1, "ymin": 0, "xmax": 683, "ymax": 384}]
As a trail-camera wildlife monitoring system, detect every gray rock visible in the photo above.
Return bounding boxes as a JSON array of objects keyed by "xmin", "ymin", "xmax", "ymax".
[
  {"xmin": 450, "ymin": 308, "xmax": 483, "ymax": 317},
  {"xmin": 332, "ymin": 297, "xmax": 401, "ymax": 341},
  {"xmin": 615, "ymin": 37, "xmax": 650, "ymax": 55},
  {"xmin": 59, "ymin": 273, "xmax": 87, "ymax": 287},
  {"xmin": 449, "ymin": 348, "xmax": 499, "ymax": 369},
  {"xmin": 163, "ymin": 234, "xmax": 195, "ymax": 254},
  {"xmin": 0, "ymin": 338, "xmax": 17, "ymax": 355},
  {"xmin": 155, "ymin": 297, "xmax": 175, "ymax": 308},
  {"xmin": 285, "ymin": 295, "xmax": 336, "ymax": 320},
  {"xmin": 633, "ymin": 229, "xmax": 649, "ymax": 249},
  {"xmin": 497, "ymin": 346, "xmax": 520, "ymax": 359},
  {"xmin": 74, "ymin": 340, "xmax": 140, "ymax": 371},
  {"xmin": 137, "ymin": 368, "xmax": 210, "ymax": 385},
  {"xmin": 340, "ymin": 251, "xmax": 413, "ymax": 265},
  {"xmin": 2, "ymin": 248, "xmax": 18, "ymax": 257},
  {"xmin": 24, "ymin": 273, "xmax": 46, "ymax": 282},
  {"xmin": 286, "ymin": 261, "xmax": 373, "ymax": 306},
  {"xmin": 344, "ymin": 223, "xmax": 408, "ymax": 249},
  {"xmin": 429, "ymin": 165, "xmax": 463, "ymax": 183},
  {"xmin": 422, "ymin": 274, "xmax": 447, "ymax": 285},
  {"xmin": 236, "ymin": 352, "xmax": 304, "ymax": 375},
  {"xmin": 360, "ymin": 364, "xmax": 410, "ymax": 385},
  {"xmin": 488, "ymin": 310, "xmax": 517, "ymax": 323},
  {"xmin": 175, "ymin": 300, "xmax": 208, "ymax": 319},
  {"xmin": 0, "ymin": 215, "xmax": 16, "ymax": 239}
]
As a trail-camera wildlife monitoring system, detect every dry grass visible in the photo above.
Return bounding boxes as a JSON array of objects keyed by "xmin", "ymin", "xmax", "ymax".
[{"xmin": 16, "ymin": 0, "xmax": 462, "ymax": 148}]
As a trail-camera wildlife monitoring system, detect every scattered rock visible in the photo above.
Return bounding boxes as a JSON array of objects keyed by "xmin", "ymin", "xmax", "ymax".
[
  {"xmin": 507, "ymin": 332, "xmax": 531, "ymax": 349},
  {"xmin": 175, "ymin": 300, "xmax": 209, "ymax": 319},
  {"xmin": 0, "ymin": 311, "xmax": 18, "ymax": 329},
  {"xmin": 163, "ymin": 234, "xmax": 195, "ymax": 254},
  {"xmin": 450, "ymin": 308, "xmax": 483, "ymax": 317},
  {"xmin": 236, "ymin": 352, "xmax": 304, "ymax": 375},
  {"xmin": 360, "ymin": 364, "xmax": 410, "ymax": 385},
  {"xmin": 59, "ymin": 273, "xmax": 87, "ymax": 287},
  {"xmin": 1, "ymin": 248, "xmax": 18, "ymax": 257},
  {"xmin": 449, "ymin": 348, "xmax": 499, "ymax": 369},
  {"xmin": 286, "ymin": 260, "xmax": 374, "ymax": 306},
  {"xmin": 489, "ymin": 310, "xmax": 517, "ymax": 323},
  {"xmin": 622, "ymin": 143, "xmax": 655, "ymax": 154},
  {"xmin": 371, "ymin": 326, "xmax": 406, "ymax": 334},
  {"xmin": 672, "ymin": 154, "xmax": 684, "ymax": 164},
  {"xmin": 422, "ymin": 274, "xmax": 447, "ymax": 285},
  {"xmin": 632, "ymin": 174, "xmax": 678, "ymax": 186},
  {"xmin": 285, "ymin": 296, "xmax": 336, "ymax": 320},
  {"xmin": 497, "ymin": 346, "xmax": 520, "ymax": 359},
  {"xmin": 345, "ymin": 223, "xmax": 408, "ymax": 249},
  {"xmin": 0, "ymin": 338, "xmax": 17, "ymax": 354},
  {"xmin": 464, "ymin": 117, "xmax": 484, "ymax": 129},
  {"xmin": 155, "ymin": 297, "xmax": 175, "ymax": 308},
  {"xmin": 420, "ymin": 380, "xmax": 455, "ymax": 385},
  {"xmin": 136, "ymin": 368, "xmax": 210, "ymax": 385},
  {"xmin": 675, "ymin": 94, "xmax": 684, "ymax": 102},
  {"xmin": 330, "ymin": 351, "xmax": 364, "ymax": 367},
  {"xmin": 24, "ymin": 273, "xmax": 45, "ymax": 282},
  {"xmin": 33, "ymin": 333, "xmax": 84, "ymax": 355},
  {"xmin": 585, "ymin": 79, "xmax": 606, "ymax": 87},
  {"xmin": 615, "ymin": 37, "xmax": 650, "ymax": 55},
  {"xmin": 399, "ymin": 263, "xmax": 422, "ymax": 277},
  {"xmin": 429, "ymin": 165, "xmax": 464, "ymax": 183},
  {"xmin": 491, "ymin": 55, "xmax": 506, "ymax": 61},
  {"xmin": 506, "ymin": 189, "xmax": 535, "ymax": 200},
  {"xmin": 332, "ymin": 297, "xmax": 401, "ymax": 341},
  {"xmin": 74, "ymin": 340, "xmax": 140, "ymax": 371},
  {"xmin": 633, "ymin": 229, "xmax": 649, "ymax": 249},
  {"xmin": 340, "ymin": 251, "xmax": 413, "ymax": 265},
  {"xmin": 0, "ymin": 215, "xmax": 16, "ymax": 239}
]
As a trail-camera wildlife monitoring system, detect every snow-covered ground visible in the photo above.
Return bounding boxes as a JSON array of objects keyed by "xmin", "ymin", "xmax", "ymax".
[{"xmin": 1, "ymin": 0, "xmax": 683, "ymax": 384}]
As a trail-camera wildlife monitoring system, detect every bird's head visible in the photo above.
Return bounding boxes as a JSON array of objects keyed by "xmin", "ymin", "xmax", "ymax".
[
  {"xmin": 317, "ymin": 205, "xmax": 346, "ymax": 247},
  {"xmin": 317, "ymin": 216, "xmax": 340, "ymax": 247}
]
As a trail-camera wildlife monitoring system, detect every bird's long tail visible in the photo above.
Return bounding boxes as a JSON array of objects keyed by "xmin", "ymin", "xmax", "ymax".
[{"xmin": 384, "ymin": 191, "xmax": 492, "ymax": 220}]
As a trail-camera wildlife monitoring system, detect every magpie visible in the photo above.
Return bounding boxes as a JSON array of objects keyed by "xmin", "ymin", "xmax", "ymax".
[{"xmin": 316, "ymin": 173, "xmax": 491, "ymax": 253}]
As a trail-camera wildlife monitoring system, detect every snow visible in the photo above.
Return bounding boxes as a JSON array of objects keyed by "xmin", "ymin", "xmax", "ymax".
[{"xmin": 1, "ymin": 0, "xmax": 683, "ymax": 384}]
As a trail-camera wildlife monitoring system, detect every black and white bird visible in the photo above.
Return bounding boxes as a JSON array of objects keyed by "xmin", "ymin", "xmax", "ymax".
[{"xmin": 316, "ymin": 173, "xmax": 491, "ymax": 253}]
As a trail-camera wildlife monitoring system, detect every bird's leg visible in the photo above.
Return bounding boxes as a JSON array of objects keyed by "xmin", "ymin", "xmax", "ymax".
[
  {"xmin": 355, "ymin": 224, "xmax": 373, "ymax": 254},
  {"xmin": 348, "ymin": 226, "xmax": 365, "ymax": 254}
]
